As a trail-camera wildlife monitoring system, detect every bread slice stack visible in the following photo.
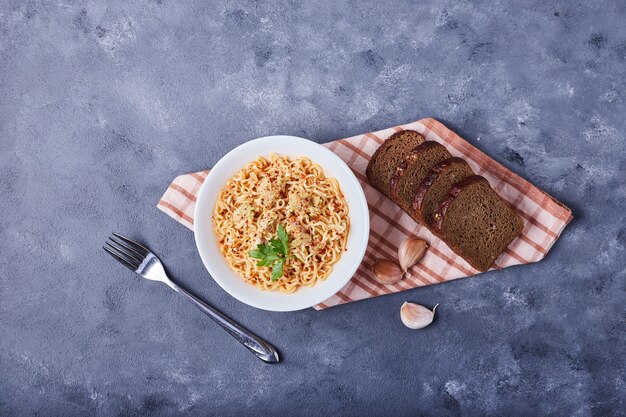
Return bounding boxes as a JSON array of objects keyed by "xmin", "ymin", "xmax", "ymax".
[{"xmin": 366, "ymin": 130, "xmax": 523, "ymax": 272}]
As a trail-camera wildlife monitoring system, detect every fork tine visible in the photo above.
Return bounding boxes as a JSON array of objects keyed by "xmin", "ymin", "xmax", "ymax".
[
  {"xmin": 106, "ymin": 238, "xmax": 144, "ymax": 264},
  {"xmin": 111, "ymin": 233, "xmax": 149, "ymax": 256},
  {"xmin": 108, "ymin": 235, "xmax": 146, "ymax": 262},
  {"xmin": 104, "ymin": 242, "xmax": 141, "ymax": 269},
  {"xmin": 103, "ymin": 245, "xmax": 139, "ymax": 272}
]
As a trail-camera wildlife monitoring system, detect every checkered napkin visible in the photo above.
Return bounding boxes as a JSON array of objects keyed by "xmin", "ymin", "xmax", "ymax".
[{"xmin": 158, "ymin": 118, "xmax": 573, "ymax": 310}]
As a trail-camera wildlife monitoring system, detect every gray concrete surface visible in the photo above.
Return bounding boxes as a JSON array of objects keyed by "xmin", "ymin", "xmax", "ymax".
[{"xmin": 1, "ymin": 0, "xmax": 625, "ymax": 415}]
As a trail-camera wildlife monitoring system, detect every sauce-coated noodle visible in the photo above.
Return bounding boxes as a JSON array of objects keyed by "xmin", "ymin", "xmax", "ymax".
[{"xmin": 213, "ymin": 155, "xmax": 349, "ymax": 293}]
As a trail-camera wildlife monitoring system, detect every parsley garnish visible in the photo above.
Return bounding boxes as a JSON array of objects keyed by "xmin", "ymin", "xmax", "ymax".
[{"xmin": 249, "ymin": 224, "xmax": 290, "ymax": 282}]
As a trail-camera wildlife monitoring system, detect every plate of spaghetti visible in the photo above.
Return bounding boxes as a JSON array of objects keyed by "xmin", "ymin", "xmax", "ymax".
[{"xmin": 194, "ymin": 136, "xmax": 369, "ymax": 311}]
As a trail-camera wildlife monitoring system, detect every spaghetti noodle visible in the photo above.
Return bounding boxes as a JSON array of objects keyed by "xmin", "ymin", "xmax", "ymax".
[{"xmin": 212, "ymin": 154, "xmax": 350, "ymax": 293}]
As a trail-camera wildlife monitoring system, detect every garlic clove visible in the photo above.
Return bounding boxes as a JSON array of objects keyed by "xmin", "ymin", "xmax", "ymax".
[
  {"xmin": 398, "ymin": 237, "xmax": 428, "ymax": 273},
  {"xmin": 400, "ymin": 302, "xmax": 439, "ymax": 329},
  {"xmin": 371, "ymin": 259, "xmax": 404, "ymax": 285}
]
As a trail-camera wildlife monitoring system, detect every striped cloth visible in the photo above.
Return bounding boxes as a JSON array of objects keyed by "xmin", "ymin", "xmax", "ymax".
[{"xmin": 158, "ymin": 118, "xmax": 573, "ymax": 310}]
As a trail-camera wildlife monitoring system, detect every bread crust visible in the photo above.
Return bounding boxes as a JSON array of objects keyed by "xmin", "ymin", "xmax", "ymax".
[
  {"xmin": 365, "ymin": 130, "xmax": 425, "ymax": 196},
  {"xmin": 432, "ymin": 175, "xmax": 489, "ymax": 230},
  {"xmin": 413, "ymin": 157, "xmax": 472, "ymax": 224},
  {"xmin": 389, "ymin": 141, "xmax": 445, "ymax": 200},
  {"xmin": 368, "ymin": 134, "xmax": 523, "ymax": 273},
  {"xmin": 433, "ymin": 175, "xmax": 522, "ymax": 272}
]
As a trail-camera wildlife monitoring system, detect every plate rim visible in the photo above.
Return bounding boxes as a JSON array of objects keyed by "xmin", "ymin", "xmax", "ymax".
[{"xmin": 193, "ymin": 135, "xmax": 370, "ymax": 311}]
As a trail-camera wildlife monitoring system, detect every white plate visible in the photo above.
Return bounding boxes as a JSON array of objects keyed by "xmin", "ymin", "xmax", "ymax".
[{"xmin": 194, "ymin": 135, "xmax": 370, "ymax": 311}]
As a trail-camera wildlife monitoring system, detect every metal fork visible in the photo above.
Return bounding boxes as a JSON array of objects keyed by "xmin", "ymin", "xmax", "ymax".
[{"xmin": 103, "ymin": 233, "xmax": 280, "ymax": 363}]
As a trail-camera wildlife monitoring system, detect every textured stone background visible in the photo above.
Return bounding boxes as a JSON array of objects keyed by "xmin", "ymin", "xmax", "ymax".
[{"xmin": 1, "ymin": 0, "xmax": 625, "ymax": 415}]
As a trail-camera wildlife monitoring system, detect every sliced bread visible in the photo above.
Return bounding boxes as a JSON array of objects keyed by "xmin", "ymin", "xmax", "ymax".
[
  {"xmin": 413, "ymin": 157, "xmax": 474, "ymax": 226},
  {"xmin": 389, "ymin": 141, "xmax": 451, "ymax": 221},
  {"xmin": 365, "ymin": 130, "xmax": 426, "ymax": 198},
  {"xmin": 432, "ymin": 175, "xmax": 524, "ymax": 272}
]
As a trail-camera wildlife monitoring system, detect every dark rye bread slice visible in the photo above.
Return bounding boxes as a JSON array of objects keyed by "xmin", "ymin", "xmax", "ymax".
[
  {"xmin": 365, "ymin": 130, "xmax": 425, "ymax": 198},
  {"xmin": 389, "ymin": 141, "xmax": 451, "ymax": 222},
  {"xmin": 433, "ymin": 175, "xmax": 524, "ymax": 272},
  {"xmin": 413, "ymin": 157, "xmax": 474, "ymax": 226}
]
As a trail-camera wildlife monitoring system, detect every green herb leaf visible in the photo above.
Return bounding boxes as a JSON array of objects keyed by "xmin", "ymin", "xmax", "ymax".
[
  {"xmin": 248, "ymin": 248, "xmax": 266, "ymax": 260},
  {"xmin": 270, "ymin": 238, "xmax": 285, "ymax": 256},
  {"xmin": 248, "ymin": 225, "xmax": 290, "ymax": 281},
  {"xmin": 271, "ymin": 258, "xmax": 285, "ymax": 282},
  {"xmin": 277, "ymin": 224, "xmax": 289, "ymax": 254},
  {"xmin": 249, "ymin": 244, "xmax": 274, "ymax": 259},
  {"xmin": 255, "ymin": 258, "xmax": 273, "ymax": 267}
]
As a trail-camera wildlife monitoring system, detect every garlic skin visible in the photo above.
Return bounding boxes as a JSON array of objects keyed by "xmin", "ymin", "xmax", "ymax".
[
  {"xmin": 371, "ymin": 259, "xmax": 403, "ymax": 284},
  {"xmin": 398, "ymin": 237, "xmax": 428, "ymax": 273},
  {"xmin": 400, "ymin": 302, "xmax": 439, "ymax": 329}
]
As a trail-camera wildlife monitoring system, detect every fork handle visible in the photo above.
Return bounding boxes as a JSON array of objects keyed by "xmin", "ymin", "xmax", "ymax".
[{"xmin": 165, "ymin": 281, "xmax": 280, "ymax": 363}]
